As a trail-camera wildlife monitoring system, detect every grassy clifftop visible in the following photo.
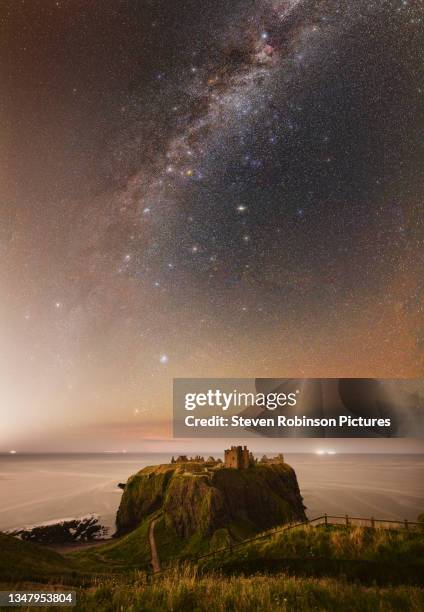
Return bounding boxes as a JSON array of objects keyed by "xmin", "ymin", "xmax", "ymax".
[
  {"xmin": 116, "ymin": 461, "xmax": 306, "ymax": 540},
  {"xmin": 116, "ymin": 464, "xmax": 175, "ymax": 531}
]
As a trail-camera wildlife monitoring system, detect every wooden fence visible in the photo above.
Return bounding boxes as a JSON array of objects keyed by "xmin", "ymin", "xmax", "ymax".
[{"xmin": 150, "ymin": 514, "xmax": 422, "ymax": 575}]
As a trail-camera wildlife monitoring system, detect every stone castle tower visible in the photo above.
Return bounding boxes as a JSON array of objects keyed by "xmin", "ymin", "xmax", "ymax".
[{"xmin": 224, "ymin": 445, "xmax": 254, "ymax": 469}]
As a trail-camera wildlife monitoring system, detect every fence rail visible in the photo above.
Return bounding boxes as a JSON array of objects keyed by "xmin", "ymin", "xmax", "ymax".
[
  {"xmin": 315, "ymin": 514, "xmax": 420, "ymax": 529},
  {"xmin": 151, "ymin": 513, "xmax": 422, "ymax": 575}
]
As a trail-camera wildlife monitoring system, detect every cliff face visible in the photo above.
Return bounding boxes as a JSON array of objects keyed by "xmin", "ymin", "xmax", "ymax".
[{"xmin": 116, "ymin": 462, "xmax": 306, "ymax": 538}]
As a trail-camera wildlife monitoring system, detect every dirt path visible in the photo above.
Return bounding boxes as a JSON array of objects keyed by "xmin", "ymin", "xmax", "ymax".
[{"xmin": 149, "ymin": 518, "xmax": 161, "ymax": 573}]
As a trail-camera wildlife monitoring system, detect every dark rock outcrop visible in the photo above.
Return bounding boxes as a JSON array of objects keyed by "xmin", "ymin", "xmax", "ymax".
[
  {"xmin": 10, "ymin": 515, "xmax": 108, "ymax": 544},
  {"xmin": 116, "ymin": 461, "xmax": 306, "ymax": 538}
]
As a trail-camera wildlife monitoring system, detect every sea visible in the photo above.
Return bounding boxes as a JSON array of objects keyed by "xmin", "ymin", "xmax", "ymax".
[{"xmin": 0, "ymin": 453, "xmax": 423, "ymax": 534}]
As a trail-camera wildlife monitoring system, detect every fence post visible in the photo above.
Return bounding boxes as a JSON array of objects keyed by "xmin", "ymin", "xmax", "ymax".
[
  {"xmin": 345, "ymin": 514, "xmax": 350, "ymax": 526},
  {"xmin": 324, "ymin": 513, "xmax": 328, "ymax": 526},
  {"xmin": 404, "ymin": 519, "xmax": 409, "ymax": 530},
  {"xmin": 370, "ymin": 517, "xmax": 375, "ymax": 529}
]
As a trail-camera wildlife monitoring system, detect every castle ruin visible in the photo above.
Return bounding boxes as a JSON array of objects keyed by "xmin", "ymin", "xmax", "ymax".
[
  {"xmin": 171, "ymin": 455, "xmax": 204, "ymax": 464},
  {"xmin": 169, "ymin": 446, "xmax": 283, "ymax": 471},
  {"xmin": 224, "ymin": 445, "xmax": 254, "ymax": 469},
  {"xmin": 260, "ymin": 453, "xmax": 285, "ymax": 464}
]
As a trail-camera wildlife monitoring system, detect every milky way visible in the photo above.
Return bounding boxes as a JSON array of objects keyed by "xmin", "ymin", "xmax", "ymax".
[{"xmin": 1, "ymin": 0, "xmax": 424, "ymax": 450}]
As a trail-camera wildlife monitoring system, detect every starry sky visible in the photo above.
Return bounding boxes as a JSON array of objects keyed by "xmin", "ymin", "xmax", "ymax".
[{"xmin": 1, "ymin": 0, "xmax": 424, "ymax": 452}]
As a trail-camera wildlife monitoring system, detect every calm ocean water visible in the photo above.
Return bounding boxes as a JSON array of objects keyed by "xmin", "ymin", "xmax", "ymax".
[{"xmin": 0, "ymin": 453, "xmax": 423, "ymax": 533}]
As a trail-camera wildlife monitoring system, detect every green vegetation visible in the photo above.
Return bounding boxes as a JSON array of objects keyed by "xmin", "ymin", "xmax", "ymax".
[
  {"xmin": 3, "ymin": 566, "xmax": 424, "ymax": 612},
  {"xmin": 0, "ymin": 532, "xmax": 73, "ymax": 583},
  {"xmin": 116, "ymin": 462, "xmax": 306, "ymax": 543},
  {"xmin": 116, "ymin": 464, "xmax": 175, "ymax": 531},
  {"xmin": 72, "ymin": 511, "xmax": 258, "ymax": 571},
  {"xmin": 3, "ymin": 520, "xmax": 423, "ymax": 585},
  {"xmin": 200, "ymin": 524, "xmax": 424, "ymax": 585},
  {"xmin": 2, "ymin": 458, "xmax": 423, "ymax": 611},
  {"xmin": 71, "ymin": 459, "xmax": 306, "ymax": 570},
  {"xmin": 69, "ymin": 518, "xmax": 153, "ymax": 573},
  {"xmin": 211, "ymin": 523, "xmax": 424, "ymax": 564},
  {"xmin": 10, "ymin": 516, "xmax": 107, "ymax": 544},
  {"xmin": 2, "ymin": 520, "xmax": 424, "ymax": 610}
]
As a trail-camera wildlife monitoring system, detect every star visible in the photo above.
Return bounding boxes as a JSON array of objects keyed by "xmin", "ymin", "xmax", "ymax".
[{"xmin": 3, "ymin": 0, "xmax": 423, "ymax": 454}]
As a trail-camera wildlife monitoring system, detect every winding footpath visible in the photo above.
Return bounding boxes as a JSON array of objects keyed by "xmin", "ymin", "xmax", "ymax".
[{"xmin": 149, "ymin": 518, "xmax": 161, "ymax": 573}]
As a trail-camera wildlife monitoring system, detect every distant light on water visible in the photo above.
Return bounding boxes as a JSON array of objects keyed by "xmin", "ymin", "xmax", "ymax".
[
  {"xmin": 9, "ymin": 450, "xmax": 17, "ymax": 454},
  {"xmin": 316, "ymin": 449, "xmax": 336, "ymax": 455}
]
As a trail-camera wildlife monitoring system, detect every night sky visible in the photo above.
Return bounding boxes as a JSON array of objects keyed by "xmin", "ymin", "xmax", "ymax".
[{"xmin": 2, "ymin": 0, "xmax": 424, "ymax": 451}]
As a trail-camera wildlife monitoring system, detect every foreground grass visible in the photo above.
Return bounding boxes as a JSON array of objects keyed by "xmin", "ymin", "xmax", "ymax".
[
  {"xmin": 71, "ymin": 519, "xmax": 424, "ymax": 577},
  {"xmin": 255, "ymin": 524, "xmax": 424, "ymax": 563},
  {"xmin": 3, "ymin": 566, "xmax": 424, "ymax": 612},
  {"xmin": 2, "ymin": 526, "xmax": 424, "ymax": 611},
  {"xmin": 3, "ymin": 522, "xmax": 423, "ymax": 584}
]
